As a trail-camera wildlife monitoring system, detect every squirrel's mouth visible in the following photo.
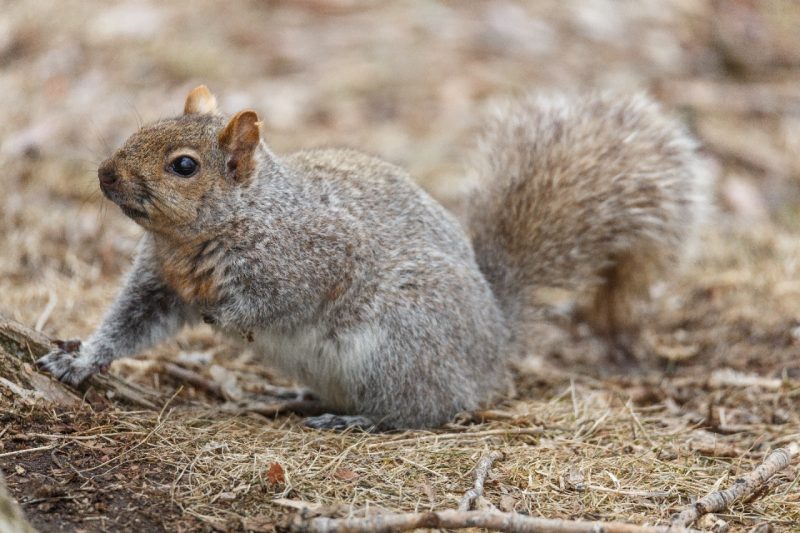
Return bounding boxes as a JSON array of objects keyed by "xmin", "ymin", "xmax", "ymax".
[{"xmin": 119, "ymin": 204, "xmax": 150, "ymax": 220}]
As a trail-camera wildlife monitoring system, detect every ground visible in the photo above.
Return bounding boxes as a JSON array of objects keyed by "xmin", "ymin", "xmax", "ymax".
[{"xmin": 1, "ymin": 1, "xmax": 799, "ymax": 531}]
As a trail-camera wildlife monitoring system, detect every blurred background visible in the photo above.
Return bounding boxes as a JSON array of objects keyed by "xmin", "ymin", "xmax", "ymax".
[{"xmin": 2, "ymin": 0, "xmax": 800, "ymax": 337}]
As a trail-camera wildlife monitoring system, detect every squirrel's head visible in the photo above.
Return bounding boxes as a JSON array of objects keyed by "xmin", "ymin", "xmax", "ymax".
[{"xmin": 98, "ymin": 85, "xmax": 269, "ymax": 236}]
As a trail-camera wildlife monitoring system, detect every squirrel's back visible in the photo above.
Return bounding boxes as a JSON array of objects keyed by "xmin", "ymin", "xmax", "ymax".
[
  {"xmin": 284, "ymin": 148, "xmax": 475, "ymax": 261},
  {"xmin": 467, "ymin": 92, "xmax": 712, "ymax": 350}
]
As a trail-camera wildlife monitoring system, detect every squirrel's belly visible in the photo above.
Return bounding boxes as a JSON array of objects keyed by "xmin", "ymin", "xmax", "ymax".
[{"xmin": 250, "ymin": 324, "xmax": 386, "ymax": 410}]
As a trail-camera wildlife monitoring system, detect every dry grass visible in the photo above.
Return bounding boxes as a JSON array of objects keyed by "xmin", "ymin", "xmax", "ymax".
[{"xmin": 1, "ymin": 1, "xmax": 800, "ymax": 531}]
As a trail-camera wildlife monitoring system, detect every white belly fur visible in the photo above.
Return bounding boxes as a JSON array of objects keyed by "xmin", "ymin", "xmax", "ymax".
[{"xmin": 247, "ymin": 323, "xmax": 386, "ymax": 410}]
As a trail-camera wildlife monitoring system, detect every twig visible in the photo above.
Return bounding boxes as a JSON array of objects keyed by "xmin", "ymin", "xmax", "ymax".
[
  {"xmin": 285, "ymin": 509, "xmax": 695, "ymax": 533},
  {"xmin": 583, "ymin": 484, "xmax": 671, "ymax": 499},
  {"xmin": 367, "ymin": 427, "xmax": 543, "ymax": 449},
  {"xmin": 91, "ymin": 374, "xmax": 160, "ymax": 409},
  {"xmin": 34, "ymin": 292, "xmax": 57, "ymax": 332},
  {"xmin": 625, "ymin": 400, "xmax": 656, "ymax": 448},
  {"xmin": 0, "ymin": 377, "xmax": 38, "ymax": 401},
  {"xmin": 671, "ymin": 442, "xmax": 800, "ymax": 528},
  {"xmin": 160, "ymin": 362, "xmax": 223, "ymax": 399},
  {"xmin": 708, "ymin": 369, "xmax": 783, "ymax": 391},
  {"xmin": 0, "ymin": 444, "xmax": 56, "ymax": 459},
  {"xmin": 397, "ymin": 456, "xmax": 448, "ymax": 479},
  {"xmin": 458, "ymin": 451, "xmax": 503, "ymax": 511},
  {"xmin": 228, "ymin": 399, "xmax": 328, "ymax": 418}
]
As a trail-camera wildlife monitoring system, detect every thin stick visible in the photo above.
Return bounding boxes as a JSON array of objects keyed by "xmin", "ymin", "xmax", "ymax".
[
  {"xmin": 286, "ymin": 509, "xmax": 695, "ymax": 533},
  {"xmin": 671, "ymin": 442, "xmax": 799, "ymax": 528},
  {"xmin": 0, "ymin": 444, "xmax": 56, "ymax": 459},
  {"xmin": 34, "ymin": 292, "xmax": 57, "ymax": 332},
  {"xmin": 215, "ymin": 399, "xmax": 329, "ymax": 419},
  {"xmin": 458, "ymin": 451, "xmax": 503, "ymax": 511},
  {"xmin": 367, "ymin": 427, "xmax": 543, "ymax": 449},
  {"xmin": 160, "ymin": 362, "xmax": 223, "ymax": 399},
  {"xmin": 583, "ymin": 484, "xmax": 670, "ymax": 499}
]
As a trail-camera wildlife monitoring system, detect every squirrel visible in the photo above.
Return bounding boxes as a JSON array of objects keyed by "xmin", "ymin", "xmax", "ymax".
[{"xmin": 37, "ymin": 86, "xmax": 711, "ymax": 429}]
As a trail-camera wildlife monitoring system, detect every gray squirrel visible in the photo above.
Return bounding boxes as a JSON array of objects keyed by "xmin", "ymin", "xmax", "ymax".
[{"xmin": 38, "ymin": 86, "xmax": 711, "ymax": 429}]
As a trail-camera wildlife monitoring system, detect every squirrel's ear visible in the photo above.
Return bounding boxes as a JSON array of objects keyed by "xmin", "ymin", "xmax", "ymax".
[
  {"xmin": 184, "ymin": 85, "xmax": 218, "ymax": 115},
  {"xmin": 218, "ymin": 110, "xmax": 262, "ymax": 183}
]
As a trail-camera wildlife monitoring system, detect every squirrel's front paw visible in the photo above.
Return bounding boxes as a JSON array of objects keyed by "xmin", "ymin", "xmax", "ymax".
[{"xmin": 36, "ymin": 342, "xmax": 102, "ymax": 386}]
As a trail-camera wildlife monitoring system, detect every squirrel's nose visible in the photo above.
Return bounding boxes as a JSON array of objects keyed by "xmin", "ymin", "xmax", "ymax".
[{"xmin": 98, "ymin": 164, "xmax": 120, "ymax": 187}]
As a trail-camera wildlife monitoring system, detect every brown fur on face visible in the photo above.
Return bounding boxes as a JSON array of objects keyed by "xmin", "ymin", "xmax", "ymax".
[{"xmin": 98, "ymin": 114, "xmax": 229, "ymax": 237}]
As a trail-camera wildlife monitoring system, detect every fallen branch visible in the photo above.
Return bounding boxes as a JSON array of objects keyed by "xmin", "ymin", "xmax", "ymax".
[
  {"xmin": 458, "ymin": 451, "xmax": 503, "ymax": 511},
  {"xmin": 0, "ymin": 314, "xmax": 51, "ymax": 357},
  {"xmin": 284, "ymin": 509, "xmax": 695, "ymax": 533},
  {"xmin": 0, "ymin": 313, "xmax": 161, "ymax": 409},
  {"xmin": 671, "ymin": 442, "xmax": 800, "ymax": 528}
]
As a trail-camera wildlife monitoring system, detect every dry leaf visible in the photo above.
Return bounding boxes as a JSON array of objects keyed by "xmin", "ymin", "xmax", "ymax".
[
  {"xmin": 267, "ymin": 462, "xmax": 285, "ymax": 485},
  {"xmin": 499, "ymin": 494, "xmax": 517, "ymax": 512},
  {"xmin": 565, "ymin": 466, "xmax": 585, "ymax": 490},
  {"xmin": 334, "ymin": 468, "xmax": 359, "ymax": 481}
]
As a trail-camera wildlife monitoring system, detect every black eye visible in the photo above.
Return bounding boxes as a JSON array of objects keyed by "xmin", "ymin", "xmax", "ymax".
[{"xmin": 169, "ymin": 156, "xmax": 198, "ymax": 177}]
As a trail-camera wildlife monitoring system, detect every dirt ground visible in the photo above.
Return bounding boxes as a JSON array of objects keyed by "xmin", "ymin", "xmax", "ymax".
[{"xmin": 1, "ymin": 1, "xmax": 799, "ymax": 531}]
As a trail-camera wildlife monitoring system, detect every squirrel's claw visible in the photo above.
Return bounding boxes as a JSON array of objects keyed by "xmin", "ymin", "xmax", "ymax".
[
  {"xmin": 304, "ymin": 413, "xmax": 377, "ymax": 432},
  {"xmin": 36, "ymin": 348, "xmax": 98, "ymax": 386}
]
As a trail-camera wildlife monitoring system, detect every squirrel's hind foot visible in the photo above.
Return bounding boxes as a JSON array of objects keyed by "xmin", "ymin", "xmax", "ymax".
[
  {"xmin": 605, "ymin": 332, "xmax": 641, "ymax": 368},
  {"xmin": 303, "ymin": 413, "xmax": 378, "ymax": 432}
]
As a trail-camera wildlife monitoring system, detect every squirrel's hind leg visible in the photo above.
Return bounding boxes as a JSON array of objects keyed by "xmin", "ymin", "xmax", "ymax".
[{"xmin": 580, "ymin": 252, "xmax": 657, "ymax": 363}]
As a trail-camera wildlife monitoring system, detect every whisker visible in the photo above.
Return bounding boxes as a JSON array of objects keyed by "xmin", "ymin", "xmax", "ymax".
[
  {"xmin": 87, "ymin": 116, "xmax": 114, "ymax": 156},
  {"xmin": 132, "ymin": 104, "xmax": 144, "ymax": 130},
  {"xmin": 79, "ymin": 189, "xmax": 100, "ymax": 212}
]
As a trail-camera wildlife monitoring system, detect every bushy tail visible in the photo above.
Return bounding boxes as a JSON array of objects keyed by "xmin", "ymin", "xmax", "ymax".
[{"xmin": 466, "ymin": 92, "xmax": 712, "ymax": 347}]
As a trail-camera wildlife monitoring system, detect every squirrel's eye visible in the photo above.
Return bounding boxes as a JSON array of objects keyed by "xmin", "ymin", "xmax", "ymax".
[{"xmin": 169, "ymin": 156, "xmax": 198, "ymax": 177}]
